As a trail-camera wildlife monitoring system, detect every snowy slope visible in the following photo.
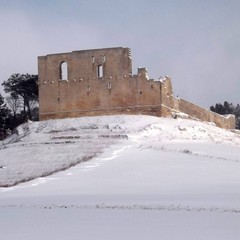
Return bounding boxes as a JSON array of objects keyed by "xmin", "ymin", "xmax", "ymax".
[
  {"xmin": 0, "ymin": 115, "xmax": 146, "ymax": 187},
  {"xmin": 1, "ymin": 115, "xmax": 240, "ymax": 240},
  {"xmin": 1, "ymin": 115, "xmax": 239, "ymax": 188}
]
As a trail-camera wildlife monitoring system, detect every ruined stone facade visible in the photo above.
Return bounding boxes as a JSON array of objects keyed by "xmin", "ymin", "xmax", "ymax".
[{"xmin": 38, "ymin": 47, "xmax": 235, "ymax": 129}]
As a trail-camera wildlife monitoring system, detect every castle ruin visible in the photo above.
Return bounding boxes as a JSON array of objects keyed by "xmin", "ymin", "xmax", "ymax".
[{"xmin": 38, "ymin": 47, "xmax": 235, "ymax": 129}]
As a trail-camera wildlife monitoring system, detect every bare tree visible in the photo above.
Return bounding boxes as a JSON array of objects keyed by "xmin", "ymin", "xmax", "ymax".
[{"xmin": 6, "ymin": 94, "xmax": 22, "ymax": 118}]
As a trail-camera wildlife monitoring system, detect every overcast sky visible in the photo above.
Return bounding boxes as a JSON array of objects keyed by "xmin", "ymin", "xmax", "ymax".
[{"xmin": 1, "ymin": 0, "xmax": 240, "ymax": 108}]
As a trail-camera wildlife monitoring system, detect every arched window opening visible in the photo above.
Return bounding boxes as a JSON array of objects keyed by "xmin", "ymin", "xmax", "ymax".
[
  {"xmin": 97, "ymin": 65, "xmax": 103, "ymax": 78},
  {"xmin": 60, "ymin": 62, "xmax": 68, "ymax": 80}
]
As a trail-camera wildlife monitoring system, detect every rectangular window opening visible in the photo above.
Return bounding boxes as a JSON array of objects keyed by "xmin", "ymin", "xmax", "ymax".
[
  {"xmin": 97, "ymin": 65, "xmax": 104, "ymax": 78},
  {"xmin": 60, "ymin": 62, "xmax": 68, "ymax": 80}
]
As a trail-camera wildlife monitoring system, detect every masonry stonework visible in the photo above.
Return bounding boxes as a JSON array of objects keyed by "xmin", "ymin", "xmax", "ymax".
[{"xmin": 38, "ymin": 47, "xmax": 235, "ymax": 129}]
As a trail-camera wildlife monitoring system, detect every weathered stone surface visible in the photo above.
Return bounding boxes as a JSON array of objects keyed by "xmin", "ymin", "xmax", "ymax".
[{"xmin": 38, "ymin": 47, "xmax": 235, "ymax": 129}]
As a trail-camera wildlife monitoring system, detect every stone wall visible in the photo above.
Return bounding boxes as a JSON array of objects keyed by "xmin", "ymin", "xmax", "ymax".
[
  {"xmin": 38, "ymin": 47, "xmax": 235, "ymax": 129},
  {"xmin": 173, "ymin": 97, "xmax": 235, "ymax": 129},
  {"xmin": 159, "ymin": 77, "xmax": 174, "ymax": 117},
  {"xmin": 38, "ymin": 47, "xmax": 164, "ymax": 120}
]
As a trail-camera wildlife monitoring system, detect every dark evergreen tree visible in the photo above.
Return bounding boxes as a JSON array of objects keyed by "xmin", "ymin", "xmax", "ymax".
[
  {"xmin": 2, "ymin": 73, "xmax": 38, "ymax": 120},
  {"xmin": 0, "ymin": 94, "xmax": 11, "ymax": 140},
  {"xmin": 233, "ymin": 104, "xmax": 240, "ymax": 129}
]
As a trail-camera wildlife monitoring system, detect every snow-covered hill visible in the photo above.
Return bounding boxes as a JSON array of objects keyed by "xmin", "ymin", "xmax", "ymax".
[
  {"xmin": 1, "ymin": 115, "xmax": 239, "ymax": 188},
  {"xmin": 1, "ymin": 115, "xmax": 240, "ymax": 240}
]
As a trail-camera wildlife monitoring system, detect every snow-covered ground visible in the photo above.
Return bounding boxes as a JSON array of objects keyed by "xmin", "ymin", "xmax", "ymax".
[{"xmin": 1, "ymin": 115, "xmax": 240, "ymax": 240}]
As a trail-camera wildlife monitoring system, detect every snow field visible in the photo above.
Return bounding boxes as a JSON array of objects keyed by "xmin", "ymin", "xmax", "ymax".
[
  {"xmin": 1, "ymin": 207, "xmax": 239, "ymax": 240},
  {"xmin": 1, "ymin": 115, "xmax": 240, "ymax": 239}
]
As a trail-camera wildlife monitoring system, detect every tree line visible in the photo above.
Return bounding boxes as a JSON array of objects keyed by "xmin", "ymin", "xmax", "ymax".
[
  {"xmin": 0, "ymin": 73, "xmax": 38, "ymax": 140},
  {"xmin": 0, "ymin": 73, "xmax": 239, "ymax": 140}
]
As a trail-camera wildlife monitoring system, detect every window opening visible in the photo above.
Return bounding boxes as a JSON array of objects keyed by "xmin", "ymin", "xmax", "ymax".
[
  {"xmin": 108, "ymin": 82, "xmax": 112, "ymax": 90},
  {"xmin": 92, "ymin": 56, "xmax": 95, "ymax": 63},
  {"xmin": 97, "ymin": 65, "xmax": 104, "ymax": 78},
  {"xmin": 60, "ymin": 62, "xmax": 68, "ymax": 80},
  {"xmin": 102, "ymin": 55, "xmax": 106, "ymax": 62},
  {"xmin": 87, "ymin": 86, "xmax": 90, "ymax": 96}
]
